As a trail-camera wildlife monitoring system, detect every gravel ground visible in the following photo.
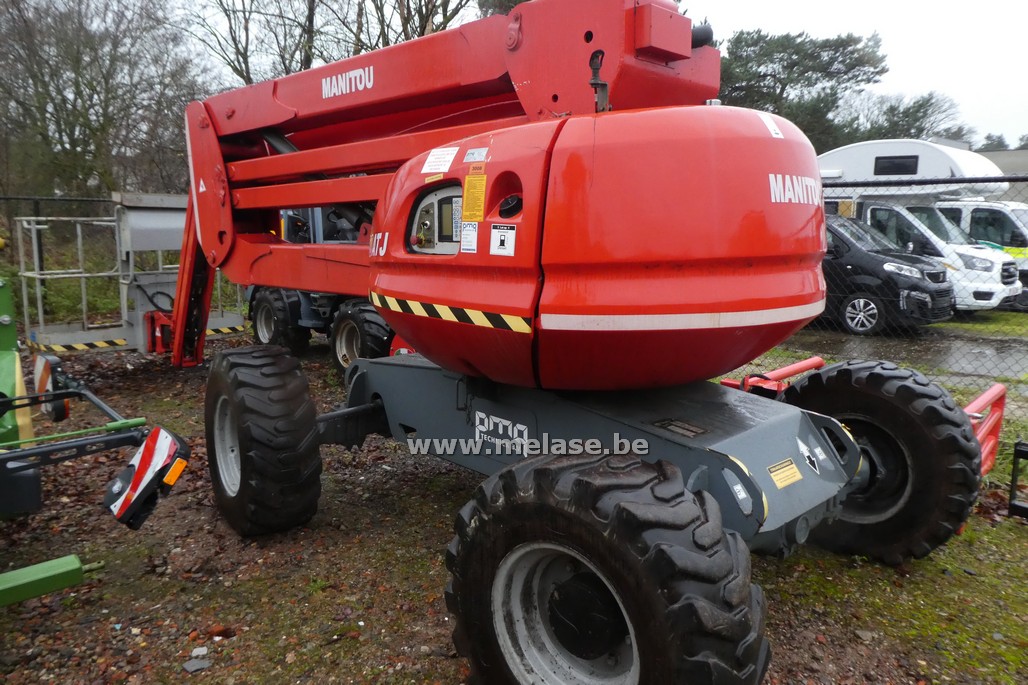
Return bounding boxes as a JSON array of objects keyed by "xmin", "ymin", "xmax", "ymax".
[{"xmin": 2, "ymin": 338, "xmax": 1025, "ymax": 684}]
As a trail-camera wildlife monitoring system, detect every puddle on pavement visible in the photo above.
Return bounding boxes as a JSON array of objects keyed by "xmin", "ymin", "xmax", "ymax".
[{"xmin": 784, "ymin": 326, "xmax": 1028, "ymax": 381}]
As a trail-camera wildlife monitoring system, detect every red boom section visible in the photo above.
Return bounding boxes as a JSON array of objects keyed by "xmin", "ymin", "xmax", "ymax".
[
  {"xmin": 172, "ymin": 0, "xmax": 720, "ymax": 365},
  {"xmin": 370, "ymin": 106, "xmax": 826, "ymax": 390}
]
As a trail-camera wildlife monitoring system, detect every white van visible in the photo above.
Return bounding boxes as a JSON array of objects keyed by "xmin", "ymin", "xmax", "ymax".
[
  {"xmin": 819, "ymin": 140, "xmax": 1020, "ymax": 312},
  {"xmin": 860, "ymin": 201, "xmax": 1020, "ymax": 311},
  {"xmin": 936, "ymin": 199, "xmax": 1028, "ymax": 281}
]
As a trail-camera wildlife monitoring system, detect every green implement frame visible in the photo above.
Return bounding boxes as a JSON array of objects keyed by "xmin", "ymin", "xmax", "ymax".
[{"xmin": 0, "ymin": 556, "xmax": 84, "ymax": 607}]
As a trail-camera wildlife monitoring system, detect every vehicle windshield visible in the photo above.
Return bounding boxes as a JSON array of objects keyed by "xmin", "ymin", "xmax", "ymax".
[
  {"xmin": 1012, "ymin": 208, "xmax": 1028, "ymax": 229},
  {"xmin": 827, "ymin": 216, "xmax": 901, "ymax": 252},
  {"xmin": 907, "ymin": 206, "xmax": 973, "ymax": 245}
]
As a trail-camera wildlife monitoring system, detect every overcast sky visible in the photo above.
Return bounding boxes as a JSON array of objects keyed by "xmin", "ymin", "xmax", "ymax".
[{"xmin": 693, "ymin": 1, "xmax": 1027, "ymax": 146}]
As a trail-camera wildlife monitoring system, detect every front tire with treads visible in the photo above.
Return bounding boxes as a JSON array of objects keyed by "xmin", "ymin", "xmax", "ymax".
[
  {"xmin": 445, "ymin": 453, "xmax": 769, "ymax": 685},
  {"xmin": 781, "ymin": 359, "xmax": 980, "ymax": 564},
  {"xmin": 205, "ymin": 345, "xmax": 322, "ymax": 536}
]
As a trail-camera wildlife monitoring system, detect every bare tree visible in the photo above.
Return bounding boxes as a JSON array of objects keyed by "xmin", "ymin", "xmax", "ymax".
[
  {"xmin": 0, "ymin": 0, "xmax": 210, "ymax": 196},
  {"xmin": 187, "ymin": 0, "xmax": 476, "ymax": 86}
]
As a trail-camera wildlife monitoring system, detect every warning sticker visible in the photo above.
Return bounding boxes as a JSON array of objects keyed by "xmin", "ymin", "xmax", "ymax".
[
  {"xmin": 768, "ymin": 459, "xmax": 803, "ymax": 489},
  {"xmin": 652, "ymin": 418, "xmax": 706, "ymax": 438},
  {"xmin": 462, "ymin": 175, "xmax": 487, "ymax": 222},
  {"xmin": 424, "ymin": 173, "xmax": 444, "ymax": 183},
  {"xmin": 797, "ymin": 438, "xmax": 818, "ymax": 474},
  {"xmin": 490, "ymin": 224, "xmax": 516, "ymax": 256},
  {"xmin": 463, "ymin": 147, "xmax": 488, "ymax": 163},
  {"xmin": 460, "ymin": 222, "xmax": 478, "ymax": 253},
  {"xmin": 421, "ymin": 146, "xmax": 460, "ymax": 173}
]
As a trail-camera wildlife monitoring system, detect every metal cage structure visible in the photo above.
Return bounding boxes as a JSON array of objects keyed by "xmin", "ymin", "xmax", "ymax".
[{"xmin": 15, "ymin": 193, "xmax": 244, "ymax": 353}]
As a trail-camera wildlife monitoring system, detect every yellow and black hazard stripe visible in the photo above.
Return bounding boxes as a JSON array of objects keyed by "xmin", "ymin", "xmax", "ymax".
[
  {"xmin": 24, "ymin": 325, "xmax": 245, "ymax": 353},
  {"xmin": 370, "ymin": 291, "xmax": 531, "ymax": 334},
  {"xmin": 26, "ymin": 339, "xmax": 128, "ymax": 353}
]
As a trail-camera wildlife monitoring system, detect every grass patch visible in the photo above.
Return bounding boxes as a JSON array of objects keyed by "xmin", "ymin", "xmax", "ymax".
[
  {"xmin": 134, "ymin": 394, "xmax": 204, "ymax": 436},
  {"xmin": 935, "ymin": 310, "xmax": 1028, "ymax": 339},
  {"xmin": 755, "ymin": 515, "xmax": 1027, "ymax": 684}
]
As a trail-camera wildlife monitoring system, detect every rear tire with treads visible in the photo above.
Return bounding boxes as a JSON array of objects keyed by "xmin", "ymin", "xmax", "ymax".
[
  {"xmin": 330, "ymin": 299, "xmax": 393, "ymax": 373},
  {"xmin": 250, "ymin": 288, "xmax": 310, "ymax": 354}
]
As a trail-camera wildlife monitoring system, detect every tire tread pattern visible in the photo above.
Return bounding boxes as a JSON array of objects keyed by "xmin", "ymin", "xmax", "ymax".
[
  {"xmin": 446, "ymin": 454, "xmax": 770, "ymax": 684},
  {"xmin": 206, "ymin": 345, "xmax": 322, "ymax": 536},
  {"xmin": 251, "ymin": 289, "xmax": 311, "ymax": 354},
  {"xmin": 782, "ymin": 359, "xmax": 980, "ymax": 564},
  {"xmin": 330, "ymin": 299, "xmax": 394, "ymax": 372}
]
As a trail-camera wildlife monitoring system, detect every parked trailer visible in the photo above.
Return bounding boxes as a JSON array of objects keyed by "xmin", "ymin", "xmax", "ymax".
[{"xmin": 173, "ymin": 2, "xmax": 1007, "ymax": 682}]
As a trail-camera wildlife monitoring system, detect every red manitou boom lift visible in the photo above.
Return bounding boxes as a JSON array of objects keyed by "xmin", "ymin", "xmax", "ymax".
[
  {"xmin": 171, "ymin": 0, "xmax": 719, "ymax": 368},
  {"xmin": 177, "ymin": 1, "xmax": 1004, "ymax": 682}
]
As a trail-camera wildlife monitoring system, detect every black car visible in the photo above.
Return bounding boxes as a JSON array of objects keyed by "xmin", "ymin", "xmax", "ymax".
[{"xmin": 821, "ymin": 215, "xmax": 953, "ymax": 335}]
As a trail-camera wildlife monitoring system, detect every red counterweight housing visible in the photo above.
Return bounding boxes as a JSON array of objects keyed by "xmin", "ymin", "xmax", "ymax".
[{"xmin": 370, "ymin": 105, "xmax": 827, "ymax": 390}]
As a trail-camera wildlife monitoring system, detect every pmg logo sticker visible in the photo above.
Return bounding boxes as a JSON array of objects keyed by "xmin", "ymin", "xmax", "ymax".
[{"xmin": 475, "ymin": 411, "xmax": 529, "ymax": 452}]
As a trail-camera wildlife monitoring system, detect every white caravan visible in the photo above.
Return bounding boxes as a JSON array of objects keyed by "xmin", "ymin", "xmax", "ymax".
[{"xmin": 819, "ymin": 140, "xmax": 1020, "ymax": 312}]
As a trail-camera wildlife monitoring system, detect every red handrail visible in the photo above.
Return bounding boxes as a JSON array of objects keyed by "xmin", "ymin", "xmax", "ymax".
[
  {"xmin": 724, "ymin": 359, "xmax": 1006, "ymax": 477},
  {"xmin": 964, "ymin": 383, "xmax": 1007, "ymax": 476}
]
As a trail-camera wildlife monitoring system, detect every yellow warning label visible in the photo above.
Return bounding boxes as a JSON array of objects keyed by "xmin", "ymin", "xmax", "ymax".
[
  {"xmin": 424, "ymin": 173, "xmax": 444, "ymax": 183},
  {"xmin": 768, "ymin": 459, "xmax": 803, "ymax": 489},
  {"xmin": 462, "ymin": 174, "xmax": 487, "ymax": 222}
]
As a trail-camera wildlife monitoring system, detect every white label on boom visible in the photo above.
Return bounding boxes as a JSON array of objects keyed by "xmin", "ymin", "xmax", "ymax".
[{"xmin": 322, "ymin": 66, "xmax": 375, "ymax": 99}]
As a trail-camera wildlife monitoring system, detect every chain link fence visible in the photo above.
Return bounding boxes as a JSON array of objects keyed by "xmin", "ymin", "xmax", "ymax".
[
  {"xmin": 734, "ymin": 174, "xmax": 1028, "ymax": 484},
  {"xmin": 5, "ymin": 181, "xmax": 1025, "ymax": 483}
]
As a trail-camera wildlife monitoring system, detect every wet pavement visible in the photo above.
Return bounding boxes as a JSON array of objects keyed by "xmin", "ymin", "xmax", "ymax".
[{"xmin": 785, "ymin": 325, "xmax": 1028, "ymax": 382}]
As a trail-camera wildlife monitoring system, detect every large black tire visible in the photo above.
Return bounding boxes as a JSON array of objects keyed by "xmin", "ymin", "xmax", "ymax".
[
  {"xmin": 781, "ymin": 360, "xmax": 980, "ymax": 565},
  {"xmin": 329, "ymin": 299, "xmax": 393, "ymax": 373},
  {"xmin": 205, "ymin": 345, "xmax": 322, "ymax": 536},
  {"xmin": 840, "ymin": 293, "xmax": 885, "ymax": 335},
  {"xmin": 250, "ymin": 288, "xmax": 311, "ymax": 354},
  {"xmin": 445, "ymin": 454, "xmax": 769, "ymax": 685}
]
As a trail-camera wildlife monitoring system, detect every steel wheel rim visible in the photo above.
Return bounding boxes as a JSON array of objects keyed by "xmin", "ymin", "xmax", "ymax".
[
  {"xmin": 335, "ymin": 319, "xmax": 360, "ymax": 367},
  {"xmin": 838, "ymin": 418, "xmax": 914, "ymax": 524},
  {"xmin": 492, "ymin": 542, "xmax": 640, "ymax": 685},
  {"xmin": 213, "ymin": 395, "xmax": 242, "ymax": 497},
  {"xmin": 255, "ymin": 303, "xmax": 275, "ymax": 343},
  {"xmin": 844, "ymin": 297, "xmax": 879, "ymax": 333}
]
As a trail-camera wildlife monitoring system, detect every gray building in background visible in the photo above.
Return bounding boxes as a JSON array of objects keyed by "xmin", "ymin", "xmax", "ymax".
[{"xmin": 981, "ymin": 150, "xmax": 1028, "ymax": 202}]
